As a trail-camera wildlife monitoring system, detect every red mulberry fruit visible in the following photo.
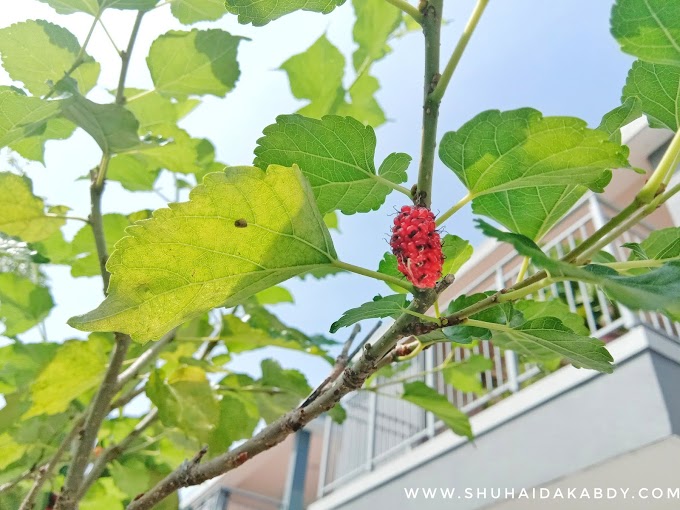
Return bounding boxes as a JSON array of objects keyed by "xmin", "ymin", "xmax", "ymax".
[{"xmin": 390, "ymin": 205, "xmax": 443, "ymax": 288}]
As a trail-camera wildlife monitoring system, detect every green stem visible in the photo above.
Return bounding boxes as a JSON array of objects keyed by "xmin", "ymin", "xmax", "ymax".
[
  {"xmin": 464, "ymin": 318, "xmax": 512, "ymax": 332},
  {"xmin": 98, "ymin": 18, "xmax": 122, "ymax": 55},
  {"xmin": 515, "ymin": 256, "xmax": 530, "ymax": 283},
  {"xmin": 602, "ymin": 257, "xmax": 680, "ymax": 271},
  {"xmin": 332, "ymin": 260, "xmax": 415, "ymax": 293},
  {"xmin": 43, "ymin": 11, "xmax": 100, "ymax": 100},
  {"xmin": 415, "ymin": 0, "xmax": 443, "ymax": 208},
  {"xmin": 374, "ymin": 174, "xmax": 413, "ymax": 198},
  {"xmin": 403, "ymin": 309, "xmax": 441, "ymax": 323},
  {"xmin": 429, "ymin": 0, "xmax": 490, "ymax": 103},
  {"xmin": 637, "ymin": 128, "xmax": 680, "ymax": 203},
  {"xmin": 500, "ymin": 278, "xmax": 557, "ymax": 302},
  {"xmin": 115, "ymin": 10, "xmax": 145, "ymax": 105},
  {"xmin": 383, "ymin": 0, "xmax": 423, "ymax": 23},
  {"xmin": 435, "ymin": 192, "xmax": 472, "ymax": 226}
]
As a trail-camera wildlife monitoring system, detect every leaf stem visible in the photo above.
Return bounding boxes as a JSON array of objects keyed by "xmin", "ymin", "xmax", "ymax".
[
  {"xmin": 383, "ymin": 0, "xmax": 423, "ymax": 23},
  {"xmin": 98, "ymin": 17, "xmax": 122, "ymax": 55},
  {"xmin": 435, "ymin": 192, "xmax": 472, "ymax": 225},
  {"xmin": 415, "ymin": 0, "xmax": 443, "ymax": 207},
  {"xmin": 515, "ymin": 257, "xmax": 530, "ymax": 283},
  {"xmin": 429, "ymin": 0, "xmax": 490, "ymax": 104},
  {"xmin": 332, "ymin": 259, "xmax": 415, "ymax": 293},
  {"xmin": 601, "ymin": 257, "xmax": 680, "ymax": 271},
  {"xmin": 637, "ymin": 128, "xmax": 680, "ymax": 203},
  {"xmin": 464, "ymin": 318, "xmax": 512, "ymax": 332},
  {"xmin": 403, "ymin": 309, "xmax": 441, "ymax": 322}
]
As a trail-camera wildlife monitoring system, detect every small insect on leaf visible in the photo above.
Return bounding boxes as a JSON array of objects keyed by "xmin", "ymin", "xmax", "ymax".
[{"xmin": 234, "ymin": 218, "xmax": 248, "ymax": 228}]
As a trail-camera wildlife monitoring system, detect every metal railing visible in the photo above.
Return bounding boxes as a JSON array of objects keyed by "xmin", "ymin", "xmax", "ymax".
[{"xmin": 317, "ymin": 194, "xmax": 680, "ymax": 497}]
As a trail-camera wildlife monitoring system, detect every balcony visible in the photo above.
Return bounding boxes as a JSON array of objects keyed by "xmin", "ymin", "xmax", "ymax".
[{"xmin": 316, "ymin": 193, "xmax": 680, "ymax": 499}]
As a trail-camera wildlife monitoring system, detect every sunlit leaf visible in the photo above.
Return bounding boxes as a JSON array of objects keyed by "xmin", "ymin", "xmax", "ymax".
[
  {"xmin": 331, "ymin": 294, "xmax": 409, "ymax": 333},
  {"xmin": 107, "ymin": 154, "xmax": 161, "ymax": 191},
  {"xmin": 254, "ymin": 286, "xmax": 294, "ymax": 305},
  {"xmin": 0, "ymin": 90, "xmax": 61, "ymax": 149},
  {"xmin": 132, "ymin": 124, "xmax": 215, "ymax": 175},
  {"xmin": 443, "ymin": 293, "xmax": 521, "ymax": 343},
  {"xmin": 147, "ymin": 29, "xmax": 245, "ymax": 99},
  {"xmin": 35, "ymin": 0, "xmax": 100, "ymax": 15},
  {"xmin": 0, "ymin": 273, "xmax": 53, "ymax": 338},
  {"xmin": 9, "ymin": 117, "xmax": 76, "ymax": 164},
  {"xmin": 69, "ymin": 166, "xmax": 337, "ymax": 341},
  {"xmin": 224, "ymin": 0, "xmax": 345, "ymax": 26},
  {"xmin": 0, "ymin": 20, "xmax": 100, "ymax": 96},
  {"xmin": 169, "ymin": 0, "xmax": 227, "ymax": 23},
  {"xmin": 622, "ymin": 60, "xmax": 680, "ymax": 130},
  {"xmin": 23, "ymin": 335, "xmax": 111, "ymax": 418},
  {"xmin": 80, "ymin": 477, "xmax": 126, "ymax": 510},
  {"xmin": 440, "ymin": 108, "xmax": 628, "ymax": 239},
  {"xmin": 0, "ymin": 343, "xmax": 58, "ymax": 394},
  {"xmin": 597, "ymin": 97, "xmax": 643, "ymax": 144},
  {"xmin": 0, "ymin": 173, "xmax": 66, "ymax": 243},
  {"xmin": 335, "ymin": 72, "xmax": 386, "ymax": 127},
  {"xmin": 255, "ymin": 114, "xmax": 411, "ymax": 215},
  {"xmin": 377, "ymin": 253, "xmax": 408, "ymax": 294},
  {"xmin": 515, "ymin": 299, "xmax": 589, "ymax": 335},
  {"xmin": 402, "ymin": 381, "xmax": 472, "ymax": 439},
  {"xmin": 441, "ymin": 234, "xmax": 473, "ymax": 276},
  {"xmin": 280, "ymin": 35, "xmax": 344, "ymax": 119},
  {"xmin": 207, "ymin": 392, "xmax": 258, "ymax": 454},
  {"xmin": 626, "ymin": 227, "xmax": 680, "ymax": 261},
  {"xmin": 351, "ymin": 0, "xmax": 401, "ymax": 70},
  {"xmin": 611, "ymin": 0, "xmax": 680, "ymax": 66}
]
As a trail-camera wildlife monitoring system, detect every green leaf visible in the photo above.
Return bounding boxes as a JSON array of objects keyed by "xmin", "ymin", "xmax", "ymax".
[
  {"xmin": 441, "ymin": 234, "xmax": 473, "ymax": 276},
  {"xmin": 23, "ymin": 335, "xmax": 111, "ymax": 418},
  {"xmin": 0, "ymin": 90, "xmax": 61, "ymax": 149},
  {"xmin": 515, "ymin": 299, "xmax": 589, "ymax": 336},
  {"xmin": 101, "ymin": 0, "xmax": 159, "ymax": 10},
  {"xmin": 0, "ymin": 343, "xmax": 58, "ymax": 394},
  {"xmin": 169, "ymin": 0, "xmax": 227, "ymax": 23},
  {"xmin": 377, "ymin": 253, "xmax": 409, "ymax": 294},
  {"xmin": 59, "ymin": 91, "xmax": 142, "ymax": 153},
  {"xmin": 597, "ymin": 97, "xmax": 643, "ymax": 144},
  {"xmin": 622, "ymin": 60, "xmax": 680, "ymax": 130},
  {"xmin": 335, "ymin": 72, "xmax": 386, "ymax": 127},
  {"xmin": 611, "ymin": 0, "xmax": 680, "ymax": 66},
  {"xmin": 207, "ymin": 392, "xmax": 258, "ymax": 454},
  {"xmin": 224, "ymin": 0, "xmax": 345, "ymax": 26},
  {"xmin": 70, "ymin": 213, "xmax": 136, "ymax": 277},
  {"xmin": 107, "ymin": 154, "xmax": 161, "ymax": 191},
  {"xmin": 122, "ymin": 89, "xmax": 198, "ymax": 134},
  {"xmin": 68, "ymin": 166, "xmax": 337, "ymax": 341},
  {"xmin": 35, "ymin": 0, "xmax": 100, "ymax": 15},
  {"xmin": 0, "ymin": 273, "xmax": 53, "ymax": 337},
  {"xmin": 254, "ymin": 285, "xmax": 294, "ymax": 305},
  {"xmin": 0, "ymin": 20, "xmax": 100, "ymax": 96},
  {"xmin": 8, "ymin": 117, "xmax": 76, "ymax": 164},
  {"xmin": 213, "ymin": 312, "xmax": 332, "ymax": 359},
  {"xmin": 478, "ymin": 220, "xmax": 680, "ymax": 321},
  {"xmin": 109, "ymin": 459, "xmax": 151, "ymax": 500},
  {"xmin": 254, "ymin": 115, "xmax": 411, "ymax": 215},
  {"xmin": 439, "ymin": 108, "xmax": 628, "ymax": 239},
  {"xmin": 280, "ymin": 35, "xmax": 345, "ymax": 119},
  {"xmin": 627, "ymin": 227, "xmax": 680, "ymax": 260},
  {"xmin": 443, "ymin": 293, "xmax": 521, "ymax": 344},
  {"xmin": 0, "ymin": 173, "xmax": 66, "ymax": 242},
  {"xmin": 351, "ymin": 0, "xmax": 402, "ymax": 71},
  {"xmin": 147, "ymin": 29, "xmax": 245, "ymax": 100},
  {"xmin": 441, "ymin": 355, "xmax": 493, "ymax": 395},
  {"xmin": 260, "ymin": 358, "xmax": 311, "ymax": 397},
  {"xmin": 147, "ymin": 366, "xmax": 219, "ymax": 442},
  {"xmin": 131, "ymin": 124, "xmax": 215, "ymax": 175},
  {"xmin": 331, "ymin": 294, "xmax": 409, "ymax": 333},
  {"xmin": 0, "ymin": 433, "xmax": 27, "ymax": 470},
  {"xmin": 80, "ymin": 478, "xmax": 126, "ymax": 510},
  {"xmin": 402, "ymin": 381, "xmax": 472, "ymax": 439},
  {"xmin": 491, "ymin": 317, "xmax": 614, "ymax": 373},
  {"xmin": 323, "ymin": 211, "xmax": 340, "ymax": 231}
]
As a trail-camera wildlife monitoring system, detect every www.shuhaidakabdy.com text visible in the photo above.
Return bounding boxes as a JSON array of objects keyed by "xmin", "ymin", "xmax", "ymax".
[{"xmin": 403, "ymin": 487, "xmax": 680, "ymax": 501}]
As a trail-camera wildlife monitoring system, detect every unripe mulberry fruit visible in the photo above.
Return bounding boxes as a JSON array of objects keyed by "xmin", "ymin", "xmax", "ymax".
[{"xmin": 390, "ymin": 205, "xmax": 443, "ymax": 288}]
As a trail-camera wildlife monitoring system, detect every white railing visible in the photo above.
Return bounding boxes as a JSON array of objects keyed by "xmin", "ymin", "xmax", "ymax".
[{"xmin": 317, "ymin": 194, "xmax": 680, "ymax": 497}]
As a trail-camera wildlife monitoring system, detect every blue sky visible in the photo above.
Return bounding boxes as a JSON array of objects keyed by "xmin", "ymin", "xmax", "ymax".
[{"xmin": 0, "ymin": 0, "xmax": 635, "ymax": 386}]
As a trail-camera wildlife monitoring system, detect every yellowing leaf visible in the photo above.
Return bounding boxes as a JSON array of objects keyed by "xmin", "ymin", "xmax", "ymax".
[
  {"xmin": 0, "ymin": 172, "xmax": 65, "ymax": 242},
  {"xmin": 69, "ymin": 166, "xmax": 337, "ymax": 341},
  {"xmin": 0, "ymin": 273, "xmax": 54, "ymax": 337},
  {"xmin": 24, "ymin": 335, "xmax": 111, "ymax": 418}
]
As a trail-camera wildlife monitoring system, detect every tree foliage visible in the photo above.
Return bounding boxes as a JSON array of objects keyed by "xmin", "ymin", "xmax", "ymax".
[{"xmin": 0, "ymin": 0, "xmax": 679, "ymax": 508}]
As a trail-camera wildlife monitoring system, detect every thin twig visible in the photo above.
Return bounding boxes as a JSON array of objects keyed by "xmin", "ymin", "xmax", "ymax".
[
  {"xmin": 116, "ymin": 329, "xmax": 176, "ymax": 391},
  {"xmin": 77, "ymin": 409, "xmax": 159, "ymax": 499},
  {"xmin": 299, "ymin": 324, "xmax": 362, "ymax": 408}
]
